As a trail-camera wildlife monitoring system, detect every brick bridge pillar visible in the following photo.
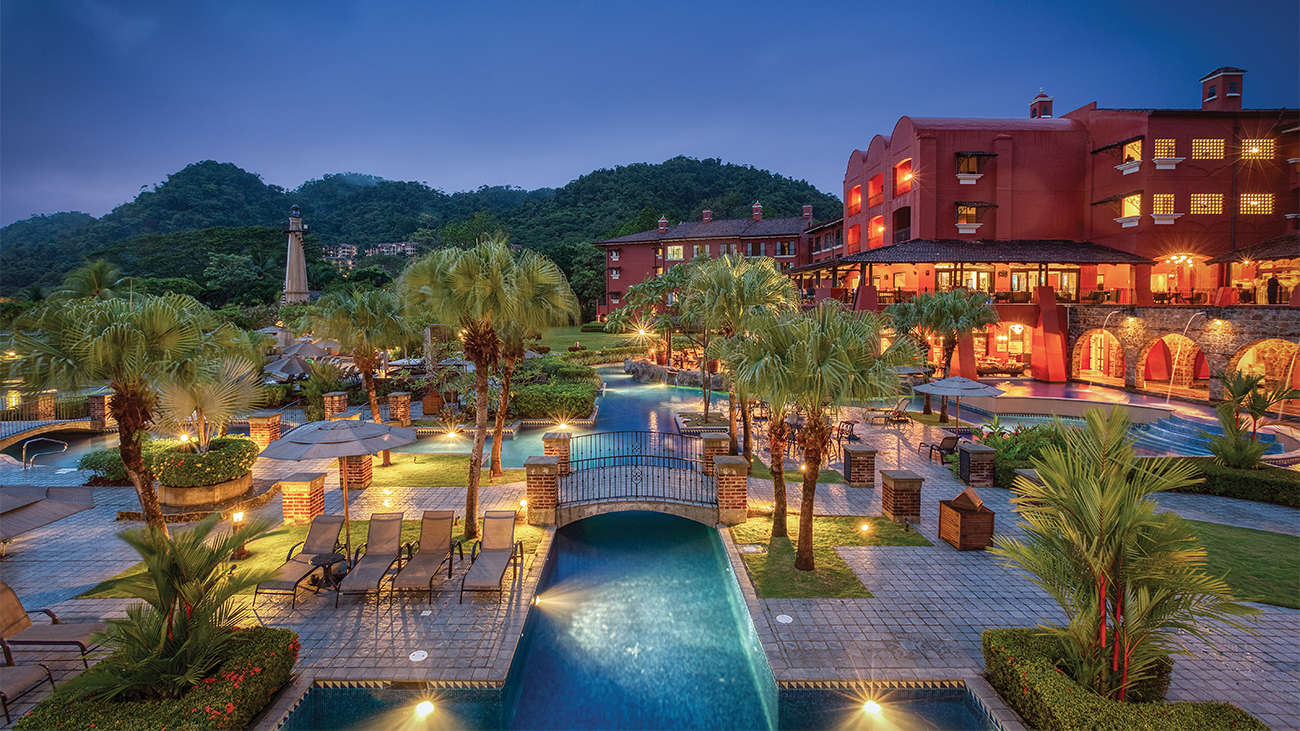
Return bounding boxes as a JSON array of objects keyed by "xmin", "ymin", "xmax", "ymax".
[
  {"xmin": 279, "ymin": 472, "xmax": 326, "ymax": 525},
  {"xmin": 543, "ymin": 432, "xmax": 571, "ymax": 476},
  {"xmin": 525, "ymin": 455, "xmax": 558, "ymax": 526},
  {"xmin": 843, "ymin": 443, "xmax": 877, "ymax": 488},
  {"xmin": 323, "ymin": 392, "xmax": 349, "ymax": 419},
  {"xmin": 387, "ymin": 392, "xmax": 411, "ymax": 427},
  {"xmin": 713, "ymin": 455, "xmax": 749, "ymax": 526},
  {"xmin": 959, "ymin": 443, "xmax": 996, "ymax": 488},
  {"xmin": 701, "ymin": 432, "xmax": 729, "ymax": 476},
  {"xmin": 248, "ymin": 412, "xmax": 282, "ymax": 451},
  {"xmin": 87, "ymin": 393, "xmax": 115, "ymax": 427},
  {"xmin": 881, "ymin": 469, "xmax": 923, "ymax": 525}
]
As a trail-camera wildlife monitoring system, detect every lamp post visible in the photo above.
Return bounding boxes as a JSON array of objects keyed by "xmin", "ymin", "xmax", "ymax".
[{"xmin": 231, "ymin": 511, "xmax": 250, "ymax": 560}]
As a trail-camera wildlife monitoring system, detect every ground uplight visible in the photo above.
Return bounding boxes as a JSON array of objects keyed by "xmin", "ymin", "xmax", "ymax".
[
  {"xmin": 415, "ymin": 700, "xmax": 434, "ymax": 717},
  {"xmin": 864, "ymin": 700, "xmax": 881, "ymax": 714}
]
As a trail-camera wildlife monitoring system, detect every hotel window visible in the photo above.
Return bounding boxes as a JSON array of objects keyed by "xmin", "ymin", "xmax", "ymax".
[
  {"xmin": 610, "ymin": 268, "xmax": 620, "ymax": 280},
  {"xmin": 1189, "ymin": 193, "xmax": 1223, "ymax": 215},
  {"xmin": 1152, "ymin": 139, "xmax": 1176, "ymax": 158},
  {"xmin": 693, "ymin": 244, "xmax": 707, "ymax": 258},
  {"xmin": 1121, "ymin": 194, "xmax": 1141, "ymax": 218},
  {"xmin": 848, "ymin": 185, "xmax": 862, "ymax": 216},
  {"xmin": 1241, "ymin": 139, "xmax": 1275, "ymax": 160},
  {"xmin": 776, "ymin": 241, "xmax": 795, "ymax": 257},
  {"xmin": 666, "ymin": 245, "xmax": 684, "ymax": 260},
  {"xmin": 1121, "ymin": 139, "xmax": 1142, "ymax": 163},
  {"xmin": 956, "ymin": 205, "xmax": 979, "ymax": 224},
  {"xmin": 654, "ymin": 266, "xmax": 663, "ymax": 277},
  {"xmin": 1240, "ymin": 193, "xmax": 1274, "ymax": 214},
  {"xmin": 867, "ymin": 174, "xmax": 884, "ymax": 207},
  {"xmin": 867, "ymin": 216, "xmax": 884, "ymax": 247},
  {"xmin": 847, "ymin": 224, "xmax": 862, "ymax": 248},
  {"xmin": 1192, "ymin": 139, "xmax": 1225, "ymax": 159},
  {"xmin": 812, "ymin": 236, "xmax": 821, "ymax": 253},
  {"xmin": 1152, "ymin": 194, "xmax": 1175, "ymax": 215},
  {"xmin": 893, "ymin": 159, "xmax": 914, "ymax": 195},
  {"xmin": 610, "ymin": 292, "xmax": 621, "ymax": 304},
  {"xmin": 609, "ymin": 249, "xmax": 620, "ymax": 261}
]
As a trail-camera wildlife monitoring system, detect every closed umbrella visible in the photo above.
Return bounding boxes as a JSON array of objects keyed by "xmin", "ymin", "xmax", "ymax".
[
  {"xmin": 284, "ymin": 341, "xmax": 328, "ymax": 358},
  {"xmin": 259, "ymin": 420, "xmax": 418, "ymax": 562},
  {"xmin": 912, "ymin": 376, "xmax": 1005, "ymax": 426},
  {"xmin": 264, "ymin": 354, "xmax": 312, "ymax": 378}
]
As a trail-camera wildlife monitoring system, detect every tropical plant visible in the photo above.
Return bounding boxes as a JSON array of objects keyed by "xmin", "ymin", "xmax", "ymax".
[
  {"xmin": 54, "ymin": 513, "xmax": 275, "ymax": 702},
  {"xmin": 153, "ymin": 358, "xmax": 266, "ymax": 452},
  {"xmin": 4, "ymin": 294, "xmax": 245, "ymax": 530},
  {"xmin": 991, "ymin": 408, "xmax": 1259, "ymax": 702},
  {"xmin": 310, "ymin": 289, "xmax": 416, "ymax": 422},
  {"xmin": 399, "ymin": 239, "xmax": 577, "ymax": 537},
  {"xmin": 606, "ymin": 258, "xmax": 698, "ymax": 370},
  {"xmin": 887, "ymin": 290, "xmax": 998, "ymax": 421},
  {"xmin": 730, "ymin": 303, "xmax": 918, "ymax": 564},
  {"xmin": 51, "ymin": 259, "xmax": 133, "ymax": 301},
  {"xmin": 300, "ymin": 360, "xmax": 347, "ymax": 422},
  {"xmin": 1206, "ymin": 369, "xmax": 1300, "ymax": 469}
]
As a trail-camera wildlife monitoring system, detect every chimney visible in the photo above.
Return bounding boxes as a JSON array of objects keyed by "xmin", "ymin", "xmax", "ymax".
[
  {"xmin": 752, "ymin": 201, "xmax": 763, "ymax": 221},
  {"xmin": 657, "ymin": 216, "xmax": 669, "ymax": 233},
  {"xmin": 1201, "ymin": 66, "xmax": 1245, "ymax": 112},
  {"xmin": 1029, "ymin": 89, "xmax": 1053, "ymax": 119},
  {"xmin": 803, "ymin": 204, "xmax": 813, "ymax": 219},
  {"xmin": 702, "ymin": 209, "xmax": 713, "ymax": 223}
]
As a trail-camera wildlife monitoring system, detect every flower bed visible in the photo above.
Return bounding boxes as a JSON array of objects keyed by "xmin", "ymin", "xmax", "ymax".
[
  {"xmin": 77, "ymin": 437, "xmax": 260, "ymax": 489},
  {"xmin": 14, "ymin": 626, "xmax": 298, "ymax": 731},
  {"xmin": 981, "ymin": 628, "xmax": 1264, "ymax": 731}
]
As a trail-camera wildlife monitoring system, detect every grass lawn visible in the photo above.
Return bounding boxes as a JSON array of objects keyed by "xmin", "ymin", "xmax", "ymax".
[
  {"xmin": 370, "ymin": 453, "xmax": 525, "ymax": 487},
  {"xmin": 750, "ymin": 457, "xmax": 844, "ymax": 485},
  {"xmin": 80, "ymin": 518, "xmax": 547, "ymax": 599},
  {"xmin": 905, "ymin": 411, "xmax": 978, "ymax": 428},
  {"xmin": 730, "ymin": 514, "xmax": 932, "ymax": 598},
  {"xmin": 1190, "ymin": 520, "xmax": 1299, "ymax": 609},
  {"xmin": 537, "ymin": 326, "xmax": 634, "ymax": 353},
  {"xmin": 677, "ymin": 411, "xmax": 730, "ymax": 428}
]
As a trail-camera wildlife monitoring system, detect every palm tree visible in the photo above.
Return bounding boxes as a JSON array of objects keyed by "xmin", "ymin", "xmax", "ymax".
[
  {"xmin": 886, "ymin": 290, "xmax": 998, "ymax": 422},
  {"xmin": 154, "ymin": 358, "xmax": 267, "ymax": 452},
  {"xmin": 991, "ymin": 409, "xmax": 1258, "ymax": 701},
  {"xmin": 4, "ymin": 294, "xmax": 245, "ymax": 530},
  {"xmin": 310, "ymin": 289, "xmax": 415, "ymax": 423},
  {"xmin": 53, "ymin": 259, "xmax": 132, "ymax": 301},
  {"xmin": 400, "ymin": 241, "xmax": 577, "ymax": 538}
]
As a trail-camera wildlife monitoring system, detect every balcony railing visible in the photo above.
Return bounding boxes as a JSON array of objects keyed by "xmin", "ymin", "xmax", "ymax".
[
  {"xmin": 893, "ymin": 227, "xmax": 911, "ymax": 244},
  {"xmin": 868, "ymin": 193, "xmax": 884, "ymax": 208},
  {"xmin": 847, "ymin": 204, "xmax": 862, "ymax": 216}
]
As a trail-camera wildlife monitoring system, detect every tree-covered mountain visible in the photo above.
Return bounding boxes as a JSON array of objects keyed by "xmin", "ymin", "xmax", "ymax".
[{"xmin": 0, "ymin": 156, "xmax": 841, "ymax": 311}]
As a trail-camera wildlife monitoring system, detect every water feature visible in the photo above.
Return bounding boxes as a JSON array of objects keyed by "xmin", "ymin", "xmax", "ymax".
[{"xmin": 1165, "ymin": 311, "xmax": 1207, "ymax": 404}]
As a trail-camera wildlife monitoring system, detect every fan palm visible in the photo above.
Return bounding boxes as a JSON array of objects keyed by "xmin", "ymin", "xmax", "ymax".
[
  {"xmin": 53, "ymin": 259, "xmax": 132, "ymax": 301},
  {"xmin": 991, "ymin": 408, "xmax": 1258, "ymax": 701},
  {"xmin": 4, "ymin": 294, "xmax": 245, "ymax": 531},
  {"xmin": 886, "ymin": 290, "xmax": 998, "ymax": 421},
  {"xmin": 310, "ymin": 289, "xmax": 416, "ymax": 423},
  {"xmin": 154, "ymin": 357, "xmax": 267, "ymax": 452}
]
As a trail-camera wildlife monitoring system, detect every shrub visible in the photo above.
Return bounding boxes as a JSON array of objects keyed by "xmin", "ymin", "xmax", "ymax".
[
  {"xmin": 982, "ymin": 628, "xmax": 1263, "ymax": 731},
  {"xmin": 533, "ymin": 345, "xmax": 551, "ymax": 354},
  {"xmin": 15, "ymin": 626, "xmax": 298, "ymax": 731},
  {"xmin": 567, "ymin": 343, "xmax": 588, "ymax": 352},
  {"xmin": 78, "ymin": 448, "xmax": 130, "ymax": 483},
  {"xmin": 554, "ymin": 364, "xmax": 598, "ymax": 383},
  {"xmin": 511, "ymin": 383, "xmax": 596, "ymax": 420},
  {"xmin": 993, "ymin": 457, "xmax": 1036, "ymax": 489},
  {"xmin": 561, "ymin": 344, "xmax": 648, "ymax": 365},
  {"xmin": 580, "ymin": 322, "xmax": 608, "ymax": 332},
  {"xmin": 1178, "ymin": 457, "xmax": 1300, "ymax": 507},
  {"xmin": 263, "ymin": 384, "xmax": 290, "ymax": 407},
  {"xmin": 149, "ymin": 437, "xmax": 259, "ymax": 487}
]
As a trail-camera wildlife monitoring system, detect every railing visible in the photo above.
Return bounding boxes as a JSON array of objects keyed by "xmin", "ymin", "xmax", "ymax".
[
  {"xmin": 21, "ymin": 437, "xmax": 67, "ymax": 469},
  {"xmin": 0, "ymin": 396, "xmax": 93, "ymax": 441},
  {"xmin": 893, "ymin": 227, "xmax": 911, "ymax": 244},
  {"xmin": 868, "ymin": 193, "xmax": 884, "ymax": 208},
  {"xmin": 558, "ymin": 431, "xmax": 714, "ymax": 507}
]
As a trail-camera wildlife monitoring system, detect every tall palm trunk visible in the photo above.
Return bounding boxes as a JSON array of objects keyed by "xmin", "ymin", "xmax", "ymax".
[
  {"xmin": 489, "ymin": 354, "xmax": 517, "ymax": 480},
  {"xmin": 769, "ymin": 415, "xmax": 789, "ymax": 538},
  {"xmin": 727, "ymin": 383, "xmax": 738, "ymax": 455},
  {"xmin": 360, "ymin": 366, "xmax": 382, "ymax": 423},
  {"xmin": 794, "ymin": 417, "xmax": 830, "ymax": 571},
  {"xmin": 740, "ymin": 387, "xmax": 755, "ymax": 463},
  {"xmin": 113, "ymin": 382, "xmax": 167, "ymax": 535},
  {"xmin": 465, "ymin": 365, "xmax": 491, "ymax": 540},
  {"xmin": 939, "ymin": 337, "xmax": 958, "ymax": 423}
]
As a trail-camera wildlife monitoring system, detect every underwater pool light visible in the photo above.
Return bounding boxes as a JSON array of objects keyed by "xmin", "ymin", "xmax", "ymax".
[
  {"xmin": 415, "ymin": 701, "xmax": 434, "ymax": 717},
  {"xmin": 864, "ymin": 700, "xmax": 881, "ymax": 714}
]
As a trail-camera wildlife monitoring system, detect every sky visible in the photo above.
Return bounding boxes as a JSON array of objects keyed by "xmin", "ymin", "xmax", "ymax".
[{"xmin": 2, "ymin": 0, "xmax": 1297, "ymax": 227}]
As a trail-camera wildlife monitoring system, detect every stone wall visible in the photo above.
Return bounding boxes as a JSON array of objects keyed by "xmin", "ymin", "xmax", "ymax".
[{"xmin": 624, "ymin": 358, "xmax": 728, "ymax": 390}]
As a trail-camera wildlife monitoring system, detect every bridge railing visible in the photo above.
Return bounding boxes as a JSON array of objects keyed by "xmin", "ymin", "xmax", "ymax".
[
  {"xmin": 0, "ymin": 395, "xmax": 92, "ymax": 441},
  {"xmin": 567, "ymin": 430, "xmax": 703, "ymax": 463},
  {"xmin": 557, "ymin": 431, "xmax": 715, "ymax": 507}
]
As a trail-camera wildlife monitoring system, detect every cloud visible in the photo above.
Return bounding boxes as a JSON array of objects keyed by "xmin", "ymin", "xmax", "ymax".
[{"xmin": 73, "ymin": 0, "xmax": 157, "ymax": 53}]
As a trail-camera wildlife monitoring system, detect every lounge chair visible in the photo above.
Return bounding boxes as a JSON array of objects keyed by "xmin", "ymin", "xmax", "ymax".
[
  {"xmin": 918, "ymin": 435, "xmax": 961, "ymax": 463},
  {"xmin": 459, "ymin": 511, "xmax": 524, "ymax": 604},
  {"xmin": 392, "ymin": 511, "xmax": 464, "ymax": 603},
  {"xmin": 871, "ymin": 398, "xmax": 910, "ymax": 425},
  {"xmin": 336, "ymin": 513, "xmax": 404, "ymax": 607},
  {"xmin": 253, "ymin": 514, "xmax": 345, "ymax": 608},
  {"xmin": 0, "ymin": 582, "xmax": 106, "ymax": 669},
  {"xmin": 0, "ymin": 660, "xmax": 54, "ymax": 723}
]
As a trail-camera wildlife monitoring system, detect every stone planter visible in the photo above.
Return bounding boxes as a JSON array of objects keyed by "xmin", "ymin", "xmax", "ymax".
[{"xmin": 158, "ymin": 471, "xmax": 253, "ymax": 507}]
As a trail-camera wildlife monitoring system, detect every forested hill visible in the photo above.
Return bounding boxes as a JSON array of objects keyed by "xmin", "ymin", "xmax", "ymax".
[{"xmin": 0, "ymin": 156, "xmax": 841, "ymax": 302}]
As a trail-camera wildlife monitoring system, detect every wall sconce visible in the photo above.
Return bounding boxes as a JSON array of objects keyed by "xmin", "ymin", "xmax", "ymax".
[{"xmin": 1009, "ymin": 324, "xmax": 1025, "ymax": 334}]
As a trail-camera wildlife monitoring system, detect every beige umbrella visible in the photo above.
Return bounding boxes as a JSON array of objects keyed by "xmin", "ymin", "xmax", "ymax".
[
  {"xmin": 912, "ymin": 376, "xmax": 1005, "ymax": 425},
  {"xmin": 264, "ymin": 354, "xmax": 312, "ymax": 378},
  {"xmin": 283, "ymin": 341, "xmax": 328, "ymax": 358},
  {"xmin": 259, "ymin": 420, "xmax": 418, "ymax": 561}
]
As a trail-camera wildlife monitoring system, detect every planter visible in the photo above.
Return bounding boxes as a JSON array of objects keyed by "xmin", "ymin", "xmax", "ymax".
[
  {"xmin": 158, "ymin": 471, "xmax": 253, "ymax": 507},
  {"xmin": 938, "ymin": 487, "xmax": 995, "ymax": 550}
]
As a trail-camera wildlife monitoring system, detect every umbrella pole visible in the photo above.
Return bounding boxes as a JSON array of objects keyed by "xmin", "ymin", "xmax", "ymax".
[{"xmin": 340, "ymin": 458, "xmax": 352, "ymax": 567}]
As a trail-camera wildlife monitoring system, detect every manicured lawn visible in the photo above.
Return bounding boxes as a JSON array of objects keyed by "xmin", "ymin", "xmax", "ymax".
[
  {"xmin": 905, "ymin": 411, "xmax": 978, "ymax": 428},
  {"xmin": 80, "ymin": 518, "xmax": 546, "ymax": 599},
  {"xmin": 1189, "ymin": 520, "xmax": 1299, "ymax": 609},
  {"xmin": 537, "ymin": 326, "xmax": 634, "ymax": 353},
  {"xmin": 370, "ymin": 453, "xmax": 526, "ymax": 486},
  {"xmin": 750, "ymin": 457, "xmax": 844, "ymax": 485},
  {"xmin": 730, "ymin": 514, "xmax": 932, "ymax": 598}
]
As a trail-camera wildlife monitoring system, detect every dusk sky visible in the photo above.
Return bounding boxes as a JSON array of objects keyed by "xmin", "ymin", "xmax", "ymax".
[{"xmin": 2, "ymin": 0, "xmax": 1297, "ymax": 227}]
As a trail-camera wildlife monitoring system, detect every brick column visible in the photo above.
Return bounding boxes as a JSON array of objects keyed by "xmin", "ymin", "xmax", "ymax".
[
  {"xmin": 323, "ymin": 391, "xmax": 348, "ymax": 419},
  {"xmin": 341, "ymin": 454, "xmax": 372, "ymax": 490},
  {"xmin": 713, "ymin": 455, "xmax": 750, "ymax": 526},
  {"xmin": 881, "ymin": 469, "xmax": 923, "ymax": 525},
  {"xmin": 279, "ymin": 472, "xmax": 326, "ymax": 524},
  {"xmin": 959, "ymin": 442, "xmax": 996, "ymax": 488},
  {"xmin": 543, "ymin": 432, "xmax": 571, "ymax": 476},
  {"xmin": 524, "ymin": 455, "xmax": 558, "ymax": 526},
  {"xmin": 248, "ymin": 413, "xmax": 282, "ymax": 451},
  {"xmin": 701, "ymin": 432, "xmax": 729, "ymax": 476},
  {"xmin": 387, "ymin": 392, "xmax": 411, "ymax": 427},
  {"xmin": 36, "ymin": 393, "xmax": 55, "ymax": 421},
  {"xmin": 843, "ymin": 443, "xmax": 877, "ymax": 488},
  {"xmin": 87, "ymin": 393, "xmax": 115, "ymax": 427}
]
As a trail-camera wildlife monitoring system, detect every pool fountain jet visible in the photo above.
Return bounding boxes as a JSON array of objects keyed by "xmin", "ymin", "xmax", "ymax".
[{"xmin": 1166, "ymin": 311, "xmax": 1207, "ymax": 404}]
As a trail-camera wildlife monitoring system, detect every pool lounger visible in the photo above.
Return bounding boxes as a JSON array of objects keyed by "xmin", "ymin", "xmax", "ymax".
[
  {"xmin": 0, "ymin": 662, "xmax": 54, "ymax": 723},
  {"xmin": 459, "ymin": 511, "xmax": 523, "ymax": 603},
  {"xmin": 392, "ymin": 510, "xmax": 464, "ymax": 603},
  {"xmin": 253, "ymin": 514, "xmax": 344, "ymax": 608},
  {"xmin": 336, "ymin": 513, "xmax": 404, "ymax": 607}
]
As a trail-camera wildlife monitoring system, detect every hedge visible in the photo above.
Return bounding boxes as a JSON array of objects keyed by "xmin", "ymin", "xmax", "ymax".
[
  {"xmin": 994, "ymin": 456, "xmax": 1036, "ymax": 489},
  {"xmin": 982, "ymin": 628, "xmax": 1264, "ymax": 731},
  {"xmin": 511, "ymin": 383, "xmax": 597, "ymax": 420},
  {"xmin": 1176, "ymin": 457, "xmax": 1300, "ymax": 507},
  {"xmin": 79, "ymin": 437, "xmax": 259, "ymax": 488},
  {"xmin": 561, "ymin": 344, "xmax": 647, "ymax": 365},
  {"xmin": 15, "ymin": 626, "xmax": 298, "ymax": 731},
  {"xmin": 580, "ymin": 322, "xmax": 609, "ymax": 332}
]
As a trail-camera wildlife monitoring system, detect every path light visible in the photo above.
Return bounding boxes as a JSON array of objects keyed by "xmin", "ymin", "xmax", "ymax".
[
  {"xmin": 179, "ymin": 433, "xmax": 190, "ymax": 443},
  {"xmin": 860, "ymin": 523, "xmax": 870, "ymax": 533},
  {"xmin": 415, "ymin": 701, "xmax": 434, "ymax": 717},
  {"xmin": 864, "ymin": 700, "xmax": 881, "ymax": 715},
  {"xmin": 231, "ymin": 512, "xmax": 250, "ymax": 559}
]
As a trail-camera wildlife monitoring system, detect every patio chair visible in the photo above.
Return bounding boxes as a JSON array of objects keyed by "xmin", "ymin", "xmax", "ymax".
[
  {"xmin": 0, "ymin": 660, "xmax": 54, "ymax": 723},
  {"xmin": 253, "ymin": 514, "xmax": 345, "ymax": 608},
  {"xmin": 392, "ymin": 511, "xmax": 464, "ymax": 603},
  {"xmin": 834, "ymin": 421, "xmax": 857, "ymax": 446},
  {"xmin": 0, "ymin": 582, "xmax": 106, "ymax": 669},
  {"xmin": 873, "ymin": 397, "xmax": 909, "ymax": 424},
  {"xmin": 336, "ymin": 512, "xmax": 404, "ymax": 607},
  {"xmin": 459, "ymin": 511, "xmax": 524, "ymax": 604},
  {"xmin": 918, "ymin": 435, "xmax": 961, "ymax": 463}
]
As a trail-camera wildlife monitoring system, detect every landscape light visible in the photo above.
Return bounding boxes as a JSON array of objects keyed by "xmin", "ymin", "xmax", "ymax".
[
  {"xmin": 520, "ymin": 499, "xmax": 528, "ymax": 509},
  {"xmin": 179, "ymin": 433, "xmax": 190, "ymax": 442},
  {"xmin": 860, "ymin": 523, "xmax": 870, "ymax": 532},
  {"xmin": 415, "ymin": 701, "xmax": 434, "ymax": 717},
  {"xmin": 864, "ymin": 700, "xmax": 881, "ymax": 715},
  {"xmin": 638, "ymin": 329, "xmax": 646, "ymax": 336},
  {"xmin": 232, "ymin": 512, "xmax": 244, "ymax": 523}
]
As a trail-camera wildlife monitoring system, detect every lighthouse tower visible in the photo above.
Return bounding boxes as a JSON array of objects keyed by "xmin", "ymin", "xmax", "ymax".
[{"xmin": 283, "ymin": 205, "xmax": 310, "ymax": 304}]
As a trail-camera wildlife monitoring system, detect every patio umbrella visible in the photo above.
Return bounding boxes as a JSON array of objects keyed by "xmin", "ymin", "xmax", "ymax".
[
  {"xmin": 912, "ymin": 376, "xmax": 1005, "ymax": 426},
  {"xmin": 259, "ymin": 420, "xmax": 418, "ymax": 562},
  {"xmin": 264, "ymin": 354, "xmax": 312, "ymax": 378},
  {"xmin": 283, "ymin": 341, "xmax": 328, "ymax": 358}
]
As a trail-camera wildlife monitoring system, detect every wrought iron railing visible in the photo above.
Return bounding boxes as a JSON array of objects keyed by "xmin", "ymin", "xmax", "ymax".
[
  {"xmin": 559, "ymin": 431, "xmax": 714, "ymax": 507},
  {"xmin": 0, "ymin": 396, "xmax": 93, "ymax": 441}
]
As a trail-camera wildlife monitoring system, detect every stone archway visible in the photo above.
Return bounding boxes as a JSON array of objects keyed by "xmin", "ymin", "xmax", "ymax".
[
  {"xmin": 1070, "ymin": 328, "xmax": 1125, "ymax": 385},
  {"xmin": 1135, "ymin": 333, "xmax": 1210, "ymax": 395},
  {"xmin": 1226, "ymin": 338, "xmax": 1300, "ymax": 417}
]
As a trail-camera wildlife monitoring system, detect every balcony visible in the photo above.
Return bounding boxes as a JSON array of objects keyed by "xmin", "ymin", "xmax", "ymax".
[
  {"xmin": 867, "ymin": 193, "xmax": 884, "ymax": 208},
  {"xmin": 893, "ymin": 227, "xmax": 911, "ymax": 244},
  {"xmin": 847, "ymin": 204, "xmax": 862, "ymax": 216}
]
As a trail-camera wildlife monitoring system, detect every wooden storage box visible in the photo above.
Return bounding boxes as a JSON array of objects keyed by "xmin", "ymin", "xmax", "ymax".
[{"xmin": 938, "ymin": 487, "xmax": 995, "ymax": 550}]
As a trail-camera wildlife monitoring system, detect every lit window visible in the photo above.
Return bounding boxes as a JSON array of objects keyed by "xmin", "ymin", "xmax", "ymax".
[
  {"xmin": 610, "ymin": 249, "xmax": 620, "ymax": 261},
  {"xmin": 848, "ymin": 185, "xmax": 862, "ymax": 216},
  {"xmin": 654, "ymin": 266, "xmax": 663, "ymax": 276},
  {"xmin": 1153, "ymin": 139, "xmax": 1176, "ymax": 158},
  {"xmin": 894, "ymin": 159, "xmax": 914, "ymax": 195},
  {"xmin": 610, "ymin": 268, "xmax": 620, "ymax": 280},
  {"xmin": 956, "ymin": 205, "xmax": 979, "ymax": 224},
  {"xmin": 1189, "ymin": 194, "xmax": 1223, "ymax": 215},
  {"xmin": 847, "ymin": 224, "xmax": 861, "ymax": 247},
  {"xmin": 776, "ymin": 241, "xmax": 794, "ymax": 257},
  {"xmin": 666, "ymin": 245, "xmax": 684, "ymax": 260},
  {"xmin": 1240, "ymin": 193, "xmax": 1274, "ymax": 214},
  {"xmin": 1121, "ymin": 140, "xmax": 1142, "ymax": 163},
  {"xmin": 1121, "ymin": 194, "xmax": 1141, "ymax": 218},
  {"xmin": 693, "ymin": 244, "xmax": 707, "ymax": 258},
  {"xmin": 1241, "ymin": 139, "xmax": 1275, "ymax": 160},
  {"xmin": 1192, "ymin": 139, "xmax": 1225, "ymax": 159},
  {"xmin": 1152, "ymin": 194, "xmax": 1175, "ymax": 215}
]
